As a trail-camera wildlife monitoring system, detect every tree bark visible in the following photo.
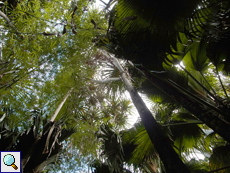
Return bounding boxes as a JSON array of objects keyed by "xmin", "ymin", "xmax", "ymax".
[{"xmin": 102, "ymin": 51, "xmax": 191, "ymax": 173}]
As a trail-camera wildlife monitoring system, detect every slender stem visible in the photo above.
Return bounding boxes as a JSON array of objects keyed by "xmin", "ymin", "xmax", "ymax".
[
  {"xmin": 0, "ymin": 75, "xmax": 22, "ymax": 89},
  {"xmin": 162, "ymin": 121, "xmax": 203, "ymax": 126},
  {"xmin": 2, "ymin": 70, "xmax": 16, "ymax": 75},
  {"xmin": 216, "ymin": 68, "xmax": 229, "ymax": 99},
  {"xmin": 0, "ymin": 68, "xmax": 35, "ymax": 89},
  {"xmin": 138, "ymin": 65, "xmax": 230, "ymax": 142},
  {"xmin": 89, "ymin": 77, "xmax": 121, "ymax": 83},
  {"xmin": 209, "ymin": 164, "xmax": 230, "ymax": 173},
  {"xmin": 180, "ymin": 65, "xmax": 216, "ymax": 99},
  {"xmin": 144, "ymin": 66, "xmax": 229, "ymax": 119},
  {"xmin": 0, "ymin": 113, "xmax": 6, "ymax": 122},
  {"xmin": 199, "ymin": 71, "xmax": 217, "ymax": 95},
  {"xmin": 42, "ymin": 124, "xmax": 55, "ymax": 154},
  {"xmin": 0, "ymin": 10, "xmax": 19, "ymax": 33},
  {"xmin": 0, "ymin": 61, "xmax": 9, "ymax": 65},
  {"xmin": 50, "ymin": 88, "xmax": 73, "ymax": 122},
  {"xmin": 0, "ymin": 63, "xmax": 8, "ymax": 71}
]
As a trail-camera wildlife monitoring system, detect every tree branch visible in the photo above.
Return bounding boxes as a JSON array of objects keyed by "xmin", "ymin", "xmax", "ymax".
[
  {"xmin": 0, "ymin": 113, "xmax": 6, "ymax": 122},
  {"xmin": 209, "ymin": 164, "xmax": 230, "ymax": 173},
  {"xmin": 89, "ymin": 77, "xmax": 121, "ymax": 83},
  {"xmin": 50, "ymin": 88, "xmax": 73, "ymax": 122},
  {"xmin": 100, "ymin": 0, "xmax": 114, "ymax": 10},
  {"xmin": 1, "ymin": 70, "xmax": 15, "ymax": 75},
  {"xmin": 0, "ymin": 10, "xmax": 19, "ymax": 33},
  {"xmin": 216, "ymin": 68, "xmax": 229, "ymax": 100},
  {"xmin": 162, "ymin": 120, "xmax": 203, "ymax": 126}
]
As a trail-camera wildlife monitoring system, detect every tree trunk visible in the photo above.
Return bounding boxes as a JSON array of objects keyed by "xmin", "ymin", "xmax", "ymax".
[
  {"xmin": 103, "ymin": 51, "xmax": 191, "ymax": 173},
  {"xmin": 139, "ymin": 66, "xmax": 230, "ymax": 143}
]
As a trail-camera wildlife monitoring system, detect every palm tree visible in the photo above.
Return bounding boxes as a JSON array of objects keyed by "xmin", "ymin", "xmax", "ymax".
[
  {"xmin": 96, "ymin": 103, "xmax": 230, "ymax": 172},
  {"xmin": 94, "ymin": 0, "xmax": 230, "ymax": 172},
  {"xmin": 98, "ymin": 0, "xmax": 230, "ymax": 133},
  {"xmin": 0, "ymin": 108, "xmax": 76, "ymax": 173},
  {"xmin": 91, "ymin": 51, "xmax": 190, "ymax": 172}
]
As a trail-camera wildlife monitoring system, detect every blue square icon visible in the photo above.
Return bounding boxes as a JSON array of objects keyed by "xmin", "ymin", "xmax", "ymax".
[{"xmin": 0, "ymin": 151, "xmax": 21, "ymax": 173}]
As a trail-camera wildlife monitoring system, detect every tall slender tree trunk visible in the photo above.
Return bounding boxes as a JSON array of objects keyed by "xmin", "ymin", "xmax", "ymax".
[{"xmin": 102, "ymin": 51, "xmax": 191, "ymax": 173}]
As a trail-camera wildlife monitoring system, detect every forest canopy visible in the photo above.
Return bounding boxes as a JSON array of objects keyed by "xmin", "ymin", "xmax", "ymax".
[{"xmin": 0, "ymin": 0, "xmax": 230, "ymax": 173}]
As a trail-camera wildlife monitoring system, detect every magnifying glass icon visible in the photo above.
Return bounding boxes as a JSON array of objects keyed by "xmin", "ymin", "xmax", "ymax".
[{"xmin": 3, "ymin": 154, "xmax": 18, "ymax": 170}]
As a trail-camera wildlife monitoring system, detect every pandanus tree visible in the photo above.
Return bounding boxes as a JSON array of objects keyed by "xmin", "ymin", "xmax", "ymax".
[
  {"xmin": 0, "ymin": 106, "xmax": 76, "ymax": 172},
  {"xmin": 94, "ymin": 0, "xmax": 230, "ymax": 172}
]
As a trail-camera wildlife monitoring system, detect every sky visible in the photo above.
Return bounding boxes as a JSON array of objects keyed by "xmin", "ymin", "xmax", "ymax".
[
  {"xmin": 92, "ymin": 0, "xmax": 141, "ymax": 126},
  {"xmin": 95, "ymin": 0, "xmax": 106, "ymax": 9},
  {"xmin": 94, "ymin": 0, "xmax": 115, "ymax": 11}
]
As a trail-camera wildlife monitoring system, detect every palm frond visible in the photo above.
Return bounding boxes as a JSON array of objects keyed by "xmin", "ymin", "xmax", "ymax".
[
  {"xmin": 209, "ymin": 145, "xmax": 230, "ymax": 173},
  {"xmin": 96, "ymin": 124, "xmax": 124, "ymax": 173}
]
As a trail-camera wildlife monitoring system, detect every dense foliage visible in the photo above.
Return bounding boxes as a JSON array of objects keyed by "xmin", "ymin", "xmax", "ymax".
[
  {"xmin": 0, "ymin": 0, "xmax": 131, "ymax": 172},
  {"xmin": 1, "ymin": 0, "xmax": 230, "ymax": 172},
  {"xmin": 94, "ymin": 0, "xmax": 230, "ymax": 172}
]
